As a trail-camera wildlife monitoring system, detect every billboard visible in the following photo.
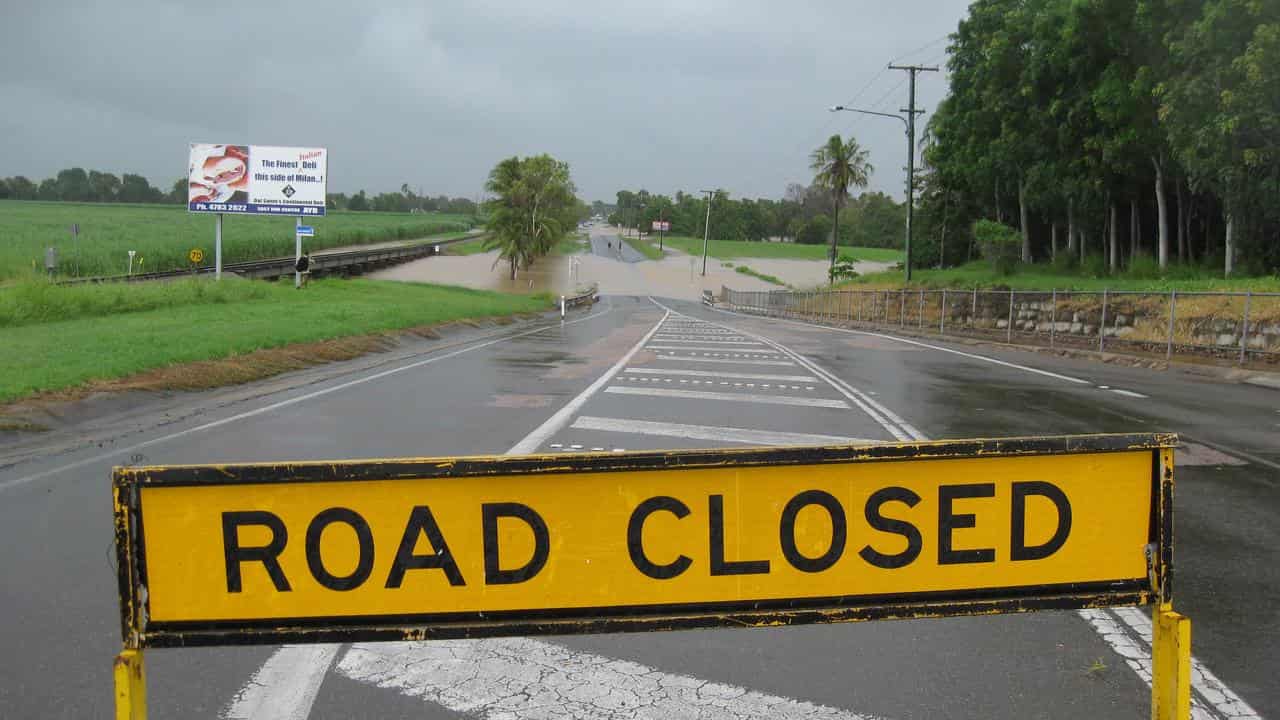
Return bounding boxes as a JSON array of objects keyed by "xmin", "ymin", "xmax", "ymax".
[
  {"xmin": 188, "ymin": 144, "xmax": 327, "ymax": 216},
  {"xmin": 651, "ymin": 220, "xmax": 671, "ymax": 232}
]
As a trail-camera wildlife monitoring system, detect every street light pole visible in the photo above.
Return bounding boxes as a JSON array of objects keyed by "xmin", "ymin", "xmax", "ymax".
[
  {"xmin": 831, "ymin": 62, "xmax": 935, "ymax": 283},
  {"xmin": 699, "ymin": 189, "xmax": 715, "ymax": 277}
]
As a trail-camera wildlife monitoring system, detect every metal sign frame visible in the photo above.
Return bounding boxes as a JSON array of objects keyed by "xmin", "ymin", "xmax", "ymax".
[{"xmin": 113, "ymin": 433, "xmax": 1175, "ymax": 651}]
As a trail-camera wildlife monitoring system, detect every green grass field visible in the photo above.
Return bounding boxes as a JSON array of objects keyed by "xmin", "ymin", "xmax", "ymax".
[
  {"xmin": 657, "ymin": 235, "xmax": 904, "ymax": 263},
  {"xmin": 848, "ymin": 260, "xmax": 1280, "ymax": 292},
  {"xmin": 622, "ymin": 234, "xmax": 664, "ymax": 260},
  {"xmin": 0, "ymin": 278, "xmax": 551, "ymax": 403},
  {"xmin": 0, "ymin": 200, "xmax": 477, "ymax": 280}
]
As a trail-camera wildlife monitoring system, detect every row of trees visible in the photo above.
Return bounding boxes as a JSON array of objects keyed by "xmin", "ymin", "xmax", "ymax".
[
  {"xmin": 0, "ymin": 169, "xmax": 174, "ymax": 204},
  {"xmin": 325, "ymin": 187, "xmax": 479, "ymax": 214},
  {"xmin": 483, "ymin": 154, "xmax": 587, "ymax": 279},
  {"xmin": 607, "ymin": 184, "xmax": 904, "ymax": 249},
  {"xmin": 0, "ymin": 168, "xmax": 483, "ymax": 216},
  {"xmin": 916, "ymin": 0, "xmax": 1280, "ymax": 276}
]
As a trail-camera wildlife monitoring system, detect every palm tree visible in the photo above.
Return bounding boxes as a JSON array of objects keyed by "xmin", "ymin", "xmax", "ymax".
[
  {"xmin": 483, "ymin": 155, "xmax": 576, "ymax": 280},
  {"xmin": 810, "ymin": 134, "xmax": 873, "ymax": 281}
]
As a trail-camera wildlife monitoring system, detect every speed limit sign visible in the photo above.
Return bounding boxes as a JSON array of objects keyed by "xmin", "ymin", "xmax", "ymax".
[{"xmin": 188, "ymin": 248, "xmax": 204, "ymax": 264}]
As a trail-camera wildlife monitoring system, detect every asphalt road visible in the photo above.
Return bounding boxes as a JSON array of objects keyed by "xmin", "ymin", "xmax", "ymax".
[
  {"xmin": 0, "ymin": 295, "xmax": 1274, "ymax": 719},
  {"xmin": 590, "ymin": 231, "xmax": 648, "ymax": 263}
]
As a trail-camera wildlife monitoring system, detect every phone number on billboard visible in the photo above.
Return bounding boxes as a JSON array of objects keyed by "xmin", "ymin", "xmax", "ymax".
[{"xmin": 197, "ymin": 203, "xmax": 248, "ymax": 212}]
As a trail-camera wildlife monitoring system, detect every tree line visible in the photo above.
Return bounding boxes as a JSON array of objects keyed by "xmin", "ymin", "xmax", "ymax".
[
  {"xmin": 916, "ymin": 0, "xmax": 1279, "ymax": 276},
  {"xmin": 608, "ymin": 185, "xmax": 905, "ymax": 249},
  {"xmin": 0, "ymin": 167, "xmax": 481, "ymax": 216},
  {"xmin": 0, "ymin": 168, "xmax": 175, "ymax": 204}
]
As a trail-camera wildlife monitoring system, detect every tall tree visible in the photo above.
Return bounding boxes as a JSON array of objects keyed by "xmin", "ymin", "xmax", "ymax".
[
  {"xmin": 484, "ymin": 154, "xmax": 578, "ymax": 280},
  {"xmin": 809, "ymin": 134, "xmax": 872, "ymax": 280}
]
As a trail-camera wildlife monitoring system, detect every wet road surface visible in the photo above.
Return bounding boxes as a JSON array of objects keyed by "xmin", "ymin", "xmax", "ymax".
[{"xmin": 0, "ymin": 295, "xmax": 1272, "ymax": 719}]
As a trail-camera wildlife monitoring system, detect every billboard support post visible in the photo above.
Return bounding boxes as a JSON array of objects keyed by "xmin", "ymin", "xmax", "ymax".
[
  {"xmin": 295, "ymin": 217, "xmax": 302, "ymax": 289},
  {"xmin": 214, "ymin": 214, "xmax": 223, "ymax": 281}
]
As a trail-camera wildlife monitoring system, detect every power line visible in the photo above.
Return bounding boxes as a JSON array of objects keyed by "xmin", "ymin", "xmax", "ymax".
[{"xmin": 889, "ymin": 34, "xmax": 950, "ymax": 65}]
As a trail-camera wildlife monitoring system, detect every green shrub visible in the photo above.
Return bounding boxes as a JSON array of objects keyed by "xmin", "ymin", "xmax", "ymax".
[
  {"xmin": 1080, "ymin": 253, "xmax": 1108, "ymax": 277},
  {"xmin": 972, "ymin": 220, "xmax": 1021, "ymax": 276}
]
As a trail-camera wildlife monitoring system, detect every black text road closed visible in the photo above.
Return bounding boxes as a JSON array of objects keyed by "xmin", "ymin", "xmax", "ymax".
[{"xmin": 113, "ymin": 434, "xmax": 1174, "ymax": 647}]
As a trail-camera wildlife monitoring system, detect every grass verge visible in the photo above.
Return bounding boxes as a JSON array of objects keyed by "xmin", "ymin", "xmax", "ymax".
[
  {"xmin": 0, "ymin": 278, "xmax": 552, "ymax": 403},
  {"xmin": 0, "ymin": 199, "xmax": 477, "ymax": 280},
  {"xmin": 735, "ymin": 265, "xmax": 787, "ymax": 286},
  {"xmin": 659, "ymin": 235, "xmax": 903, "ymax": 262},
  {"xmin": 848, "ymin": 260, "xmax": 1280, "ymax": 292},
  {"xmin": 621, "ymin": 234, "xmax": 664, "ymax": 260}
]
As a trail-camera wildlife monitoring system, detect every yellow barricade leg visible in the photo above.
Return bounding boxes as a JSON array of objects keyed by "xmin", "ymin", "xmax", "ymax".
[
  {"xmin": 114, "ymin": 648, "xmax": 147, "ymax": 720},
  {"xmin": 1151, "ymin": 604, "xmax": 1191, "ymax": 720}
]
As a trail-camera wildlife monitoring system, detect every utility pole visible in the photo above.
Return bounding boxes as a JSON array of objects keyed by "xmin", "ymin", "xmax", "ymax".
[
  {"xmin": 887, "ymin": 63, "xmax": 937, "ymax": 283},
  {"xmin": 699, "ymin": 189, "xmax": 715, "ymax": 277}
]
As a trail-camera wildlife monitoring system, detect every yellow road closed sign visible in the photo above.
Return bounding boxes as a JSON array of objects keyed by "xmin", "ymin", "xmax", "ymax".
[{"xmin": 113, "ymin": 433, "xmax": 1174, "ymax": 648}]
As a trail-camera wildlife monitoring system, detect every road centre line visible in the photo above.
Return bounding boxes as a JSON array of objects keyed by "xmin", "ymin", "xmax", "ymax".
[
  {"xmin": 1, "ymin": 302, "xmax": 619, "ymax": 494},
  {"xmin": 604, "ymin": 385, "xmax": 850, "ymax": 409},
  {"xmin": 1111, "ymin": 389, "xmax": 1148, "ymax": 398},
  {"xmin": 623, "ymin": 368, "xmax": 818, "ymax": 382},
  {"xmin": 507, "ymin": 311, "xmax": 671, "ymax": 454},
  {"xmin": 230, "ymin": 306, "xmax": 670, "ymax": 720},
  {"xmin": 687, "ymin": 302, "xmax": 1255, "ymax": 719},
  {"xmin": 707, "ymin": 304, "xmax": 1092, "ymax": 385},
  {"xmin": 656, "ymin": 355, "xmax": 796, "ymax": 367},
  {"xmin": 570, "ymin": 415, "xmax": 871, "ymax": 446}
]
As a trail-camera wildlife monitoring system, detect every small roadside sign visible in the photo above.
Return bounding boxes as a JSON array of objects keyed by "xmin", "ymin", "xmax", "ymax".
[
  {"xmin": 188, "ymin": 248, "xmax": 204, "ymax": 264},
  {"xmin": 296, "ymin": 225, "xmax": 315, "ymax": 237}
]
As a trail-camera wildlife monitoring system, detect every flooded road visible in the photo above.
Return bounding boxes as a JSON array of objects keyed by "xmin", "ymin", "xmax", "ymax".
[{"xmin": 369, "ymin": 225, "xmax": 891, "ymax": 299}]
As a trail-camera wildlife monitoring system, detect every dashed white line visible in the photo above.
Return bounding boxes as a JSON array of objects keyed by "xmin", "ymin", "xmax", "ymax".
[
  {"xmin": 1110, "ymin": 388, "xmax": 1148, "ymax": 398},
  {"xmin": 604, "ymin": 385, "xmax": 851, "ymax": 409},
  {"xmin": 648, "ymin": 345, "xmax": 780, "ymax": 353},
  {"xmin": 656, "ymin": 355, "xmax": 795, "ymax": 367},
  {"xmin": 570, "ymin": 416, "xmax": 874, "ymax": 446}
]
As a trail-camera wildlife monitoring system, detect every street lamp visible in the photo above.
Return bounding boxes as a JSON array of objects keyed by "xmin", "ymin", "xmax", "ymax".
[
  {"xmin": 830, "ymin": 104, "xmax": 918, "ymax": 282},
  {"xmin": 698, "ymin": 190, "xmax": 716, "ymax": 277}
]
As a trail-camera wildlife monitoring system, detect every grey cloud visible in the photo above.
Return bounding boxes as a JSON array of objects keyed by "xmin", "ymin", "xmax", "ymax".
[{"xmin": 1, "ymin": 0, "xmax": 967, "ymax": 202}]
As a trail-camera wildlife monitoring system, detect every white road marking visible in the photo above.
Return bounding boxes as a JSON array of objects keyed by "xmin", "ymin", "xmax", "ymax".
[
  {"xmin": 506, "ymin": 310, "xmax": 670, "ymax": 454},
  {"xmin": 647, "ymin": 345, "xmax": 780, "ymax": 353},
  {"xmin": 571, "ymin": 416, "xmax": 874, "ymax": 446},
  {"xmin": 1, "ymin": 302, "xmax": 619, "ymax": 494},
  {"xmin": 685, "ymin": 303, "xmax": 1260, "ymax": 719},
  {"xmin": 657, "ymin": 355, "xmax": 795, "ymax": 367},
  {"xmin": 337, "ymin": 638, "xmax": 885, "ymax": 720},
  {"xmin": 651, "ymin": 337, "xmax": 763, "ymax": 346},
  {"xmin": 604, "ymin": 385, "xmax": 850, "ymax": 409},
  {"xmin": 1111, "ymin": 388, "xmax": 1148, "ymax": 398},
  {"xmin": 709, "ymin": 305, "xmax": 1093, "ymax": 385},
  {"xmin": 224, "ymin": 645, "xmax": 340, "ymax": 720},
  {"xmin": 1080, "ymin": 608, "xmax": 1261, "ymax": 720}
]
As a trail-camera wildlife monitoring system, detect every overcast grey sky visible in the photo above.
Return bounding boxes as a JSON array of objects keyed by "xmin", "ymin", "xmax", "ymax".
[{"xmin": 1, "ymin": 1, "xmax": 970, "ymax": 204}]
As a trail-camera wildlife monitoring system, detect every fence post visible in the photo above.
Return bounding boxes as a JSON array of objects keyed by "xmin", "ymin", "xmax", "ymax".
[
  {"xmin": 940, "ymin": 289, "xmax": 946, "ymax": 335},
  {"xmin": 1166, "ymin": 290, "xmax": 1176, "ymax": 361},
  {"xmin": 918, "ymin": 289, "xmax": 925, "ymax": 330},
  {"xmin": 900, "ymin": 291, "xmax": 906, "ymax": 328},
  {"xmin": 1007, "ymin": 289, "xmax": 1014, "ymax": 343},
  {"xmin": 1050, "ymin": 289, "xmax": 1057, "ymax": 348},
  {"xmin": 858, "ymin": 291, "xmax": 863, "ymax": 324},
  {"xmin": 971, "ymin": 287, "xmax": 978, "ymax": 333},
  {"xmin": 1099, "ymin": 289, "xmax": 1108, "ymax": 353},
  {"xmin": 1240, "ymin": 291, "xmax": 1252, "ymax": 365}
]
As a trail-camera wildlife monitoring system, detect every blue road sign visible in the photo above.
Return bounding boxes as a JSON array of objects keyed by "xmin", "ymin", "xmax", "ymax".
[{"xmin": 296, "ymin": 225, "xmax": 315, "ymax": 236}]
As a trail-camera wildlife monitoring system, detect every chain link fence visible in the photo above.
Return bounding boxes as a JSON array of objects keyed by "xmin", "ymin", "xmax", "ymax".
[{"xmin": 721, "ymin": 286, "xmax": 1280, "ymax": 367}]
